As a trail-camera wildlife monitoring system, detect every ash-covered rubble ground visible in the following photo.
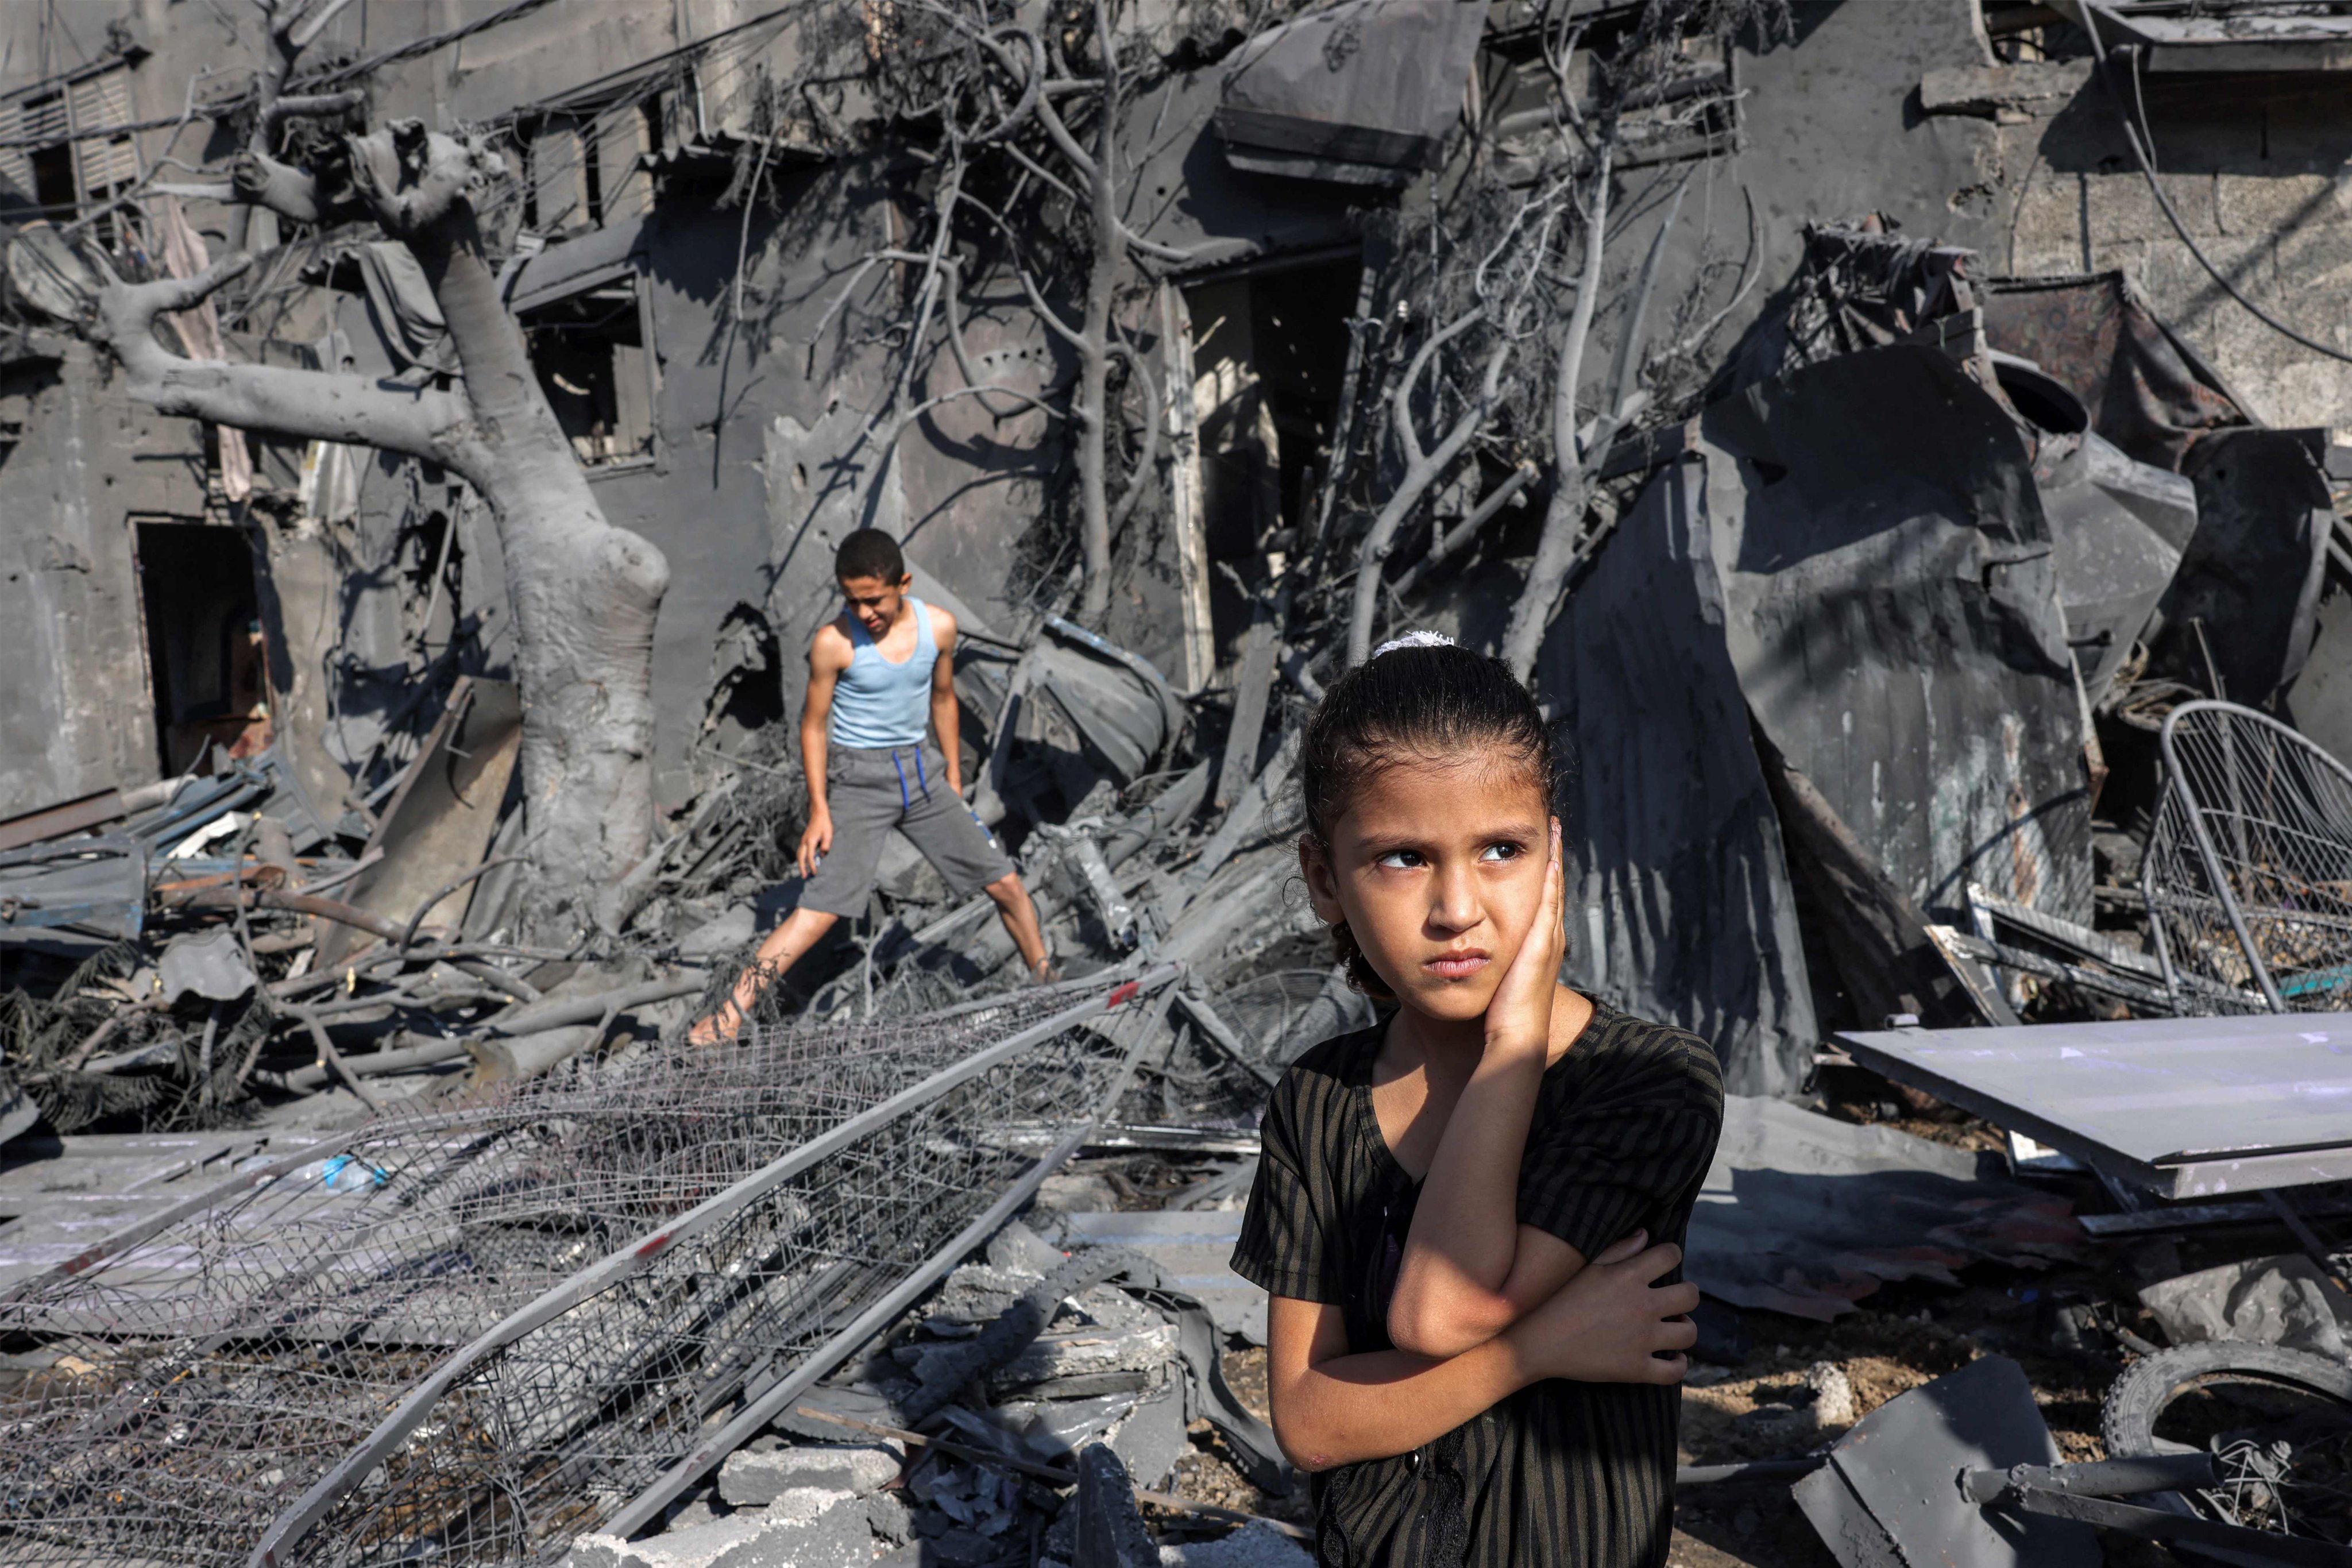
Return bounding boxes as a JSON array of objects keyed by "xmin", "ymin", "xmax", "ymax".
[
  {"xmin": 15, "ymin": 135, "xmax": 2352, "ymax": 1568},
  {"xmin": 565, "ymin": 1181, "xmax": 1315, "ymax": 1568}
]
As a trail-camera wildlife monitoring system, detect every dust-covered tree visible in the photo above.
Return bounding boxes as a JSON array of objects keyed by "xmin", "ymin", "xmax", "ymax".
[
  {"xmin": 814, "ymin": 0, "xmax": 1257, "ymax": 625},
  {"xmin": 1495, "ymin": 0, "xmax": 1790, "ymax": 679},
  {"xmin": 1326, "ymin": 0, "xmax": 1787, "ymax": 678},
  {"xmin": 71, "ymin": 4, "xmax": 669, "ymax": 926}
]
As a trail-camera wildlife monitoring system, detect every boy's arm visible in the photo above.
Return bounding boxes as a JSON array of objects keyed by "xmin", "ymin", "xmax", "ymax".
[
  {"xmin": 1389, "ymin": 827, "xmax": 1575, "ymax": 1358},
  {"xmin": 1266, "ymin": 1233, "xmax": 1696, "ymax": 1472},
  {"xmin": 927, "ymin": 609, "xmax": 964, "ymax": 795},
  {"xmin": 798, "ymin": 628, "xmax": 849, "ymax": 876}
]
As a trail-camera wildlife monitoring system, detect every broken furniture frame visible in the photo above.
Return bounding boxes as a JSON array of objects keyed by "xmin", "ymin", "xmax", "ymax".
[
  {"xmin": 1965, "ymin": 1454, "xmax": 2352, "ymax": 1567},
  {"xmin": 2144, "ymin": 700, "xmax": 2352, "ymax": 1017}
]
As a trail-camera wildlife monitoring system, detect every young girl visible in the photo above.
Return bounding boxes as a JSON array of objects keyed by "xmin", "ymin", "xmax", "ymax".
[{"xmin": 1230, "ymin": 635, "xmax": 1724, "ymax": 1567}]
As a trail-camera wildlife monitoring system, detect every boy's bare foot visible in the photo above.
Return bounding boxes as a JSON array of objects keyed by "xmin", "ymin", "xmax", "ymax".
[{"xmin": 687, "ymin": 998, "xmax": 747, "ymax": 1046}]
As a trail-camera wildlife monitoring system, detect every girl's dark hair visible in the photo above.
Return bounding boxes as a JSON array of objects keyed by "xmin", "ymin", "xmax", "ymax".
[{"xmin": 1300, "ymin": 642, "xmax": 1557, "ymax": 994}]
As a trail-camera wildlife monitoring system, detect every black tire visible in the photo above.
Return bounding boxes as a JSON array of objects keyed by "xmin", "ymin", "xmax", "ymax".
[{"xmin": 2102, "ymin": 1341, "xmax": 2352, "ymax": 1545}]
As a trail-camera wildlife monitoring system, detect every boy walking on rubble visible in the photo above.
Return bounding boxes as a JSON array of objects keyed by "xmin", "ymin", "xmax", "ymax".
[{"xmin": 690, "ymin": 530, "xmax": 1051, "ymax": 1043}]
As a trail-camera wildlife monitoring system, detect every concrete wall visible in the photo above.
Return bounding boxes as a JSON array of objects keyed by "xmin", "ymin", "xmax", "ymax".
[
  {"xmin": 0, "ymin": 339, "xmax": 207, "ymax": 811},
  {"xmin": 18, "ymin": 0, "xmax": 2352, "ymax": 822},
  {"xmin": 2001, "ymin": 65, "xmax": 2352, "ymax": 439}
]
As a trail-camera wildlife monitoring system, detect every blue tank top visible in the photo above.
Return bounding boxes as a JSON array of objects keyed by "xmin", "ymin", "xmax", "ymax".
[{"xmin": 829, "ymin": 598, "xmax": 939, "ymax": 749}]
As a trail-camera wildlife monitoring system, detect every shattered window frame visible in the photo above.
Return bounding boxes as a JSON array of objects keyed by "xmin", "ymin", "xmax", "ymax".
[
  {"xmin": 0, "ymin": 60, "xmax": 140, "ymax": 234},
  {"xmin": 1478, "ymin": 13, "xmax": 1741, "ymax": 188},
  {"xmin": 515, "ymin": 260, "xmax": 662, "ymax": 474}
]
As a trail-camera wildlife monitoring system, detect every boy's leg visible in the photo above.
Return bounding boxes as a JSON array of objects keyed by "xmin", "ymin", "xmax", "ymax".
[
  {"xmin": 690, "ymin": 749, "xmax": 896, "ymax": 1043},
  {"xmin": 688, "ymin": 905, "xmax": 839, "ymax": 1044},
  {"xmin": 982, "ymin": 870, "xmax": 1051, "ymax": 979},
  {"xmin": 896, "ymin": 750, "xmax": 1051, "ymax": 978}
]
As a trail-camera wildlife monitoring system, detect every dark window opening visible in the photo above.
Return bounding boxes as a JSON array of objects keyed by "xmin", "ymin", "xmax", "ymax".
[
  {"xmin": 520, "ymin": 281, "xmax": 655, "ymax": 467},
  {"xmin": 584, "ymin": 127, "xmax": 607, "ymax": 227},
  {"xmin": 517, "ymin": 128, "xmax": 539, "ymax": 230},
  {"xmin": 28, "ymin": 142, "xmax": 75, "ymax": 215},
  {"xmin": 135, "ymin": 522, "xmax": 268, "ymax": 776},
  {"xmin": 1188, "ymin": 257, "xmax": 1358, "ymax": 663}
]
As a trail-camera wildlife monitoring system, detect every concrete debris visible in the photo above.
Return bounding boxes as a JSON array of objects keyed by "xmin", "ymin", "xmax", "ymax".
[
  {"xmin": 717, "ymin": 1443, "xmax": 904, "ymax": 1506},
  {"xmin": 16, "ymin": 2, "xmax": 2352, "ymax": 1566},
  {"xmin": 566, "ymin": 1485, "xmax": 872, "ymax": 1568},
  {"xmin": 2138, "ymin": 1253, "xmax": 2352, "ymax": 1361},
  {"xmin": 1156, "ymin": 1521, "xmax": 1316, "ymax": 1568},
  {"xmin": 987, "ymin": 1318, "xmax": 1180, "ymax": 1394}
]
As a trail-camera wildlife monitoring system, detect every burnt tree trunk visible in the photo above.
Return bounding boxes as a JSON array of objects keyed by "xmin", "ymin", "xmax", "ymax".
[
  {"xmin": 96, "ymin": 123, "xmax": 666, "ymax": 922},
  {"xmin": 403, "ymin": 207, "xmax": 666, "ymax": 910}
]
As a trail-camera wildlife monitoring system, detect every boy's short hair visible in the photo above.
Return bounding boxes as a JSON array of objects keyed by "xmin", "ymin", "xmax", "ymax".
[{"xmin": 835, "ymin": 529, "xmax": 907, "ymax": 584}]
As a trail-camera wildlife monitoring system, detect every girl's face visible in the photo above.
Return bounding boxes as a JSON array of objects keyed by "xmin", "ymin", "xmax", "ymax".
[{"xmin": 1300, "ymin": 754, "xmax": 1555, "ymax": 1025}]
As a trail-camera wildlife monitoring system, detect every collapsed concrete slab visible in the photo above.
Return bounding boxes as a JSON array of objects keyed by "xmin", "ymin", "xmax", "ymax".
[
  {"xmin": 566, "ymin": 1485, "xmax": 869, "ymax": 1568},
  {"xmin": 717, "ymin": 1442, "xmax": 903, "ymax": 1506}
]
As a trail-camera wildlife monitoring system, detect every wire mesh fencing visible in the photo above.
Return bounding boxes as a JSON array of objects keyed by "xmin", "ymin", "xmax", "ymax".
[
  {"xmin": 0, "ymin": 967, "xmax": 1175, "ymax": 1567},
  {"xmin": 2144, "ymin": 700, "xmax": 2352, "ymax": 1014}
]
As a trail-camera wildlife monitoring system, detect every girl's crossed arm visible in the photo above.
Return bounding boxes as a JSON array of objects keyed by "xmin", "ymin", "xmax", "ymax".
[{"xmin": 1266, "ymin": 1231, "xmax": 1696, "ymax": 1472}]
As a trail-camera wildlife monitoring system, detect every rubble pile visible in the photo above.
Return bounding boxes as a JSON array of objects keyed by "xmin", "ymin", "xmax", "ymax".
[{"xmin": 9, "ymin": 1, "xmax": 2352, "ymax": 1564}]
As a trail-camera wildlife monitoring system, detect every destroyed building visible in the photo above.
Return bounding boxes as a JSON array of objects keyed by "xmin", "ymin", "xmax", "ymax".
[{"xmin": 5, "ymin": 1, "xmax": 2352, "ymax": 1566}]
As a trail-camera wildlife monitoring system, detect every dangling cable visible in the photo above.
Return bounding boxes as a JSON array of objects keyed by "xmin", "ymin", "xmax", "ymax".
[{"xmin": 2080, "ymin": 4, "xmax": 2352, "ymax": 366}]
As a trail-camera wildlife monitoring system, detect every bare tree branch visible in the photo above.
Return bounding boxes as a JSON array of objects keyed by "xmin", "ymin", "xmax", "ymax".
[
  {"xmin": 1500, "ymin": 144, "xmax": 1616, "ymax": 681},
  {"xmin": 1392, "ymin": 459, "xmax": 1540, "ymax": 597},
  {"xmin": 233, "ymin": 147, "xmax": 330, "ymax": 222},
  {"xmin": 266, "ymin": 88, "xmax": 366, "ymax": 125},
  {"xmin": 96, "ymin": 252, "xmax": 477, "ymax": 469},
  {"xmin": 1346, "ymin": 312, "xmax": 1509, "ymax": 667},
  {"xmin": 1107, "ymin": 333, "xmax": 1161, "ymax": 533}
]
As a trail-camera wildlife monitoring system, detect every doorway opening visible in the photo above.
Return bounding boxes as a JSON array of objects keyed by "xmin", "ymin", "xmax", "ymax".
[
  {"xmin": 1186, "ymin": 255, "xmax": 1358, "ymax": 664},
  {"xmin": 134, "ymin": 522, "xmax": 268, "ymax": 777}
]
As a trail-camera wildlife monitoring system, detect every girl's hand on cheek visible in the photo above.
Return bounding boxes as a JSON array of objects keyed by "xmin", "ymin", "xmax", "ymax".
[
  {"xmin": 1483, "ymin": 820, "xmax": 1566, "ymax": 1060},
  {"xmin": 1505, "ymin": 1231, "xmax": 1700, "ymax": 1387}
]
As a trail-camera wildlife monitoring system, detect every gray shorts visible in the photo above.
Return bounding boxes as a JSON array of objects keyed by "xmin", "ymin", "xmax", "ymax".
[{"xmin": 800, "ymin": 743, "xmax": 1017, "ymax": 916}]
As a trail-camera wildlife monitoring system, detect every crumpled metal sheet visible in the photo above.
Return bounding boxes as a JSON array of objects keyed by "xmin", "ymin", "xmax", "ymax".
[
  {"xmin": 0, "ymin": 834, "xmax": 148, "ymax": 941},
  {"xmin": 1026, "ymin": 619, "xmax": 1183, "ymax": 785},
  {"xmin": 1538, "ymin": 459, "xmax": 1818, "ymax": 1096},
  {"xmin": 157, "ymin": 928, "xmax": 258, "ymax": 1005},
  {"xmin": 316, "ymin": 677, "xmax": 522, "ymax": 968},
  {"xmin": 2162, "ymin": 428, "xmax": 2333, "ymax": 708},
  {"xmin": 1704, "ymin": 343, "xmax": 2096, "ymax": 925},
  {"xmin": 1685, "ymin": 1097, "xmax": 2084, "ymax": 1322},
  {"xmin": 1983, "ymin": 271, "xmax": 2248, "ymax": 473},
  {"xmin": 1795, "ymin": 1356, "xmax": 2096, "ymax": 1568},
  {"xmin": 1984, "ymin": 275, "xmax": 2326, "ymax": 710},
  {"xmin": 2033, "ymin": 428, "xmax": 2193, "ymax": 706},
  {"xmin": 1717, "ymin": 221, "xmax": 1980, "ymax": 393},
  {"xmin": 1215, "ymin": 0, "xmax": 1488, "ymax": 186}
]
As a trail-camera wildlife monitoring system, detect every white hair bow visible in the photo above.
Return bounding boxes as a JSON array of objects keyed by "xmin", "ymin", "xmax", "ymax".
[{"xmin": 1370, "ymin": 630, "xmax": 1457, "ymax": 659}]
